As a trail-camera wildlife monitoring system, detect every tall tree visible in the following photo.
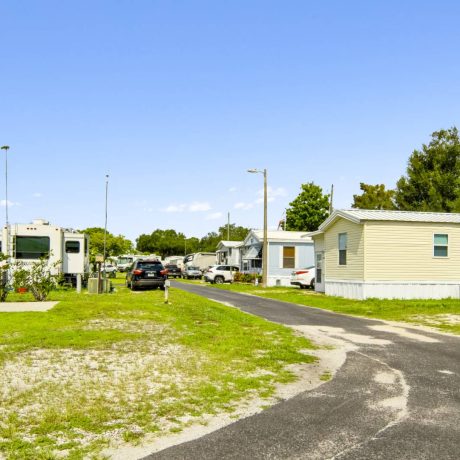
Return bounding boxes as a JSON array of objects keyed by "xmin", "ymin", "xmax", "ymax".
[
  {"xmin": 395, "ymin": 127, "xmax": 460, "ymax": 212},
  {"xmin": 352, "ymin": 183, "xmax": 396, "ymax": 210},
  {"xmin": 285, "ymin": 182, "xmax": 330, "ymax": 231},
  {"xmin": 80, "ymin": 227, "xmax": 133, "ymax": 259},
  {"xmin": 217, "ymin": 223, "xmax": 250, "ymax": 241}
]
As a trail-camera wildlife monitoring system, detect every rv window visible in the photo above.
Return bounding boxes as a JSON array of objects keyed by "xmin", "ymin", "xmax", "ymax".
[
  {"xmin": 15, "ymin": 236, "xmax": 50, "ymax": 259},
  {"xmin": 65, "ymin": 241, "xmax": 80, "ymax": 253}
]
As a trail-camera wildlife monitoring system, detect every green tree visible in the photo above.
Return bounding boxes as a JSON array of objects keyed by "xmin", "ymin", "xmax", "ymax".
[
  {"xmin": 218, "ymin": 223, "xmax": 250, "ymax": 241},
  {"xmin": 286, "ymin": 182, "xmax": 330, "ymax": 231},
  {"xmin": 395, "ymin": 127, "xmax": 460, "ymax": 212},
  {"xmin": 136, "ymin": 229, "xmax": 187, "ymax": 257},
  {"xmin": 80, "ymin": 227, "xmax": 133, "ymax": 259},
  {"xmin": 352, "ymin": 183, "xmax": 396, "ymax": 210}
]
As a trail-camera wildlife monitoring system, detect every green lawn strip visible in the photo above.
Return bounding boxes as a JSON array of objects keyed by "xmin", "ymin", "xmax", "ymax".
[
  {"xmin": 0, "ymin": 285, "xmax": 316, "ymax": 459},
  {"xmin": 198, "ymin": 282, "xmax": 460, "ymax": 335}
]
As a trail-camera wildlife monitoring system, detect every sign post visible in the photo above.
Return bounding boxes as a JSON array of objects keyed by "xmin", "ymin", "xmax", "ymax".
[{"xmin": 164, "ymin": 279, "xmax": 170, "ymax": 303}]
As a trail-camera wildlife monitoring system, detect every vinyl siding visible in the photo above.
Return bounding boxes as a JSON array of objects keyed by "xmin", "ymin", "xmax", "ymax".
[
  {"xmin": 324, "ymin": 219, "xmax": 364, "ymax": 280},
  {"xmin": 364, "ymin": 221, "xmax": 460, "ymax": 281}
]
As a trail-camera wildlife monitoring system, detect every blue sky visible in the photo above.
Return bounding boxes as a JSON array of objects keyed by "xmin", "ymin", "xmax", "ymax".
[{"xmin": 1, "ymin": 1, "xmax": 460, "ymax": 243}]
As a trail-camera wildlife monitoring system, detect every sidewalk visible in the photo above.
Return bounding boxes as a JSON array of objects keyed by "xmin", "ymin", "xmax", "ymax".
[{"xmin": 0, "ymin": 301, "xmax": 58, "ymax": 312}]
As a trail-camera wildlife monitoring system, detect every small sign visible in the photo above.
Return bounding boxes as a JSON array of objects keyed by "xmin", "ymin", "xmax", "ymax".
[
  {"xmin": 165, "ymin": 280, "xmax": 171, "ymax": 287},
  {"xmin": 95, "ymin": 255, "xmax": 104, "ymax": 263}
]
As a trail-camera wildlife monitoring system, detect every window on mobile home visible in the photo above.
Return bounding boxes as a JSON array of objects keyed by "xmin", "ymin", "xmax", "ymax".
[
  {"xmin": 15, "ymin": 236, "xmax": 50, "ymax": 259},
  {"xmin": 65, "ymin": 241, "xmax": 80, "ymax": 253}
]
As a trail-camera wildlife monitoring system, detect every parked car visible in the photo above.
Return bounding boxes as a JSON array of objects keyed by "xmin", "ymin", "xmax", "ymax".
[
  {"xmin": 126, "ymin": 259, "xmax": 167, "ymax": 290},
  {"xmin": 182, "ymin": 266, "xmax": 202, "ymax": 279},
  {"xmin": 203, "ymin": 265, "xmax": 239, "ymax": 284},
  {"xmin": 101, "ymin": 263, "xmax": 117, "ymax": 278},
  {"xmin": 290, "ymin": 266, "xmax": 316, "ymax": 289},
  {"xmin": 164, "ymin": 264, "xmax": 182, "ymax": 278}
]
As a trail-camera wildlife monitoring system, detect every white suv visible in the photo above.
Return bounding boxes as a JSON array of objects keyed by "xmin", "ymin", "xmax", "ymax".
[{"xmin": 204, "ymin": 265, "xmax": 239, "ymax": 284}]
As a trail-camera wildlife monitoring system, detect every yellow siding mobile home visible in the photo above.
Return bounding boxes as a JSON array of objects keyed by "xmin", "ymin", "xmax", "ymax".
[{"xmin": 310, "ymin": 209, "xmax": 460, "ymax": 299}]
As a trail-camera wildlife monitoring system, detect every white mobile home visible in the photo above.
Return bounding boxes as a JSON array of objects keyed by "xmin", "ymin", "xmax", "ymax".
[
  {"xmin": 1, "ymin": 219, "xmax": 90, "ymax": 285},
  {"xmin": 311, "ymin": 209, "xmax": 460, "ymax": 299}
]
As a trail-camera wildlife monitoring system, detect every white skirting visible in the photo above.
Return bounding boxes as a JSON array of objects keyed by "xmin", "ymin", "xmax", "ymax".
[
  {"xmin": 267, "ymin": 275, "xmax": 292, "ymax": 287},
  {"xmin": 325, "ymin": 279, "xmax": 460, "ymax": 300}
]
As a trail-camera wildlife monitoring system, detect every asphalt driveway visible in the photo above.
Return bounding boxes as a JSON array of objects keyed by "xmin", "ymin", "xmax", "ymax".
[{"xmin": 143, "ymin": 283, "xmax": 460, "ymax": 460}]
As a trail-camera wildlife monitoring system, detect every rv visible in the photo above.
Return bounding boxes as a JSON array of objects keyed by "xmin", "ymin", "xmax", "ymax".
[
  {"xmin": 116, "ymin": 254, "xmax": 161, "ymax": 272},
  {"xmin": 1, "ymin": 219, "xmax": 90, "ymax": 286},
  {"xmin": 183, "ymin": 252, "xmax": 216, "ymax": 271}
]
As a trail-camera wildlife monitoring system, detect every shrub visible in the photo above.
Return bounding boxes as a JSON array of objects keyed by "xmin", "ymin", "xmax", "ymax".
[
  {"xmin": 233, "ymin": 272, "xmax": 262, "ymax": 284},
  {"xmin": 11, "ymin": 256, "xmax": 61, "ymax": 301},
  {"xmin": 0, "ymin": 254, "xmax": 11, "ymax": 302}
]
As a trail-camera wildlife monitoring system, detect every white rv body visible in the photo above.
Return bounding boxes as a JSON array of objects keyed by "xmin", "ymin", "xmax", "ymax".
[
  {"xmin": 1, "ymin": 219, "xmax": 90, "ymax": 284},
  {"xmin": 183, "ymin": 252, "xmax": 216, "ymax": 271}
]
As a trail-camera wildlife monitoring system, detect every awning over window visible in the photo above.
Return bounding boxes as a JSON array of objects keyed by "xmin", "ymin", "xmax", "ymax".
[{"xmin": 242, "ymin": 246, "xmax": 260, "ymax": 260}]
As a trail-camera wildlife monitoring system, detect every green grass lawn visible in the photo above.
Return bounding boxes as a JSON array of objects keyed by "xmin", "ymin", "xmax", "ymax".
[
  {"xmin": 188, "ymin": 281, "xmax": 460, "ymax": 335},
  {"xmin": 0, "ymin": 283, "xmax": 316, "ymax": 459}
]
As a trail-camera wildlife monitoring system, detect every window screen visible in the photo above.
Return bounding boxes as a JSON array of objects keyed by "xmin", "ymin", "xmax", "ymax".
[
  {"xmin": 283, "ymin": 246, "xmax": 295, "ymax": 268},
  {"xmin": 15, "ymin": 236, "xmax": 50, "ymax": 259},
  {"xmin": 65, "ymin": 241, "xmax": 80, "ymax": 253},
  {"xmin": 434, "ymin": 234, "xmax": 448, "ymax": 257},
  {"xmin": 338, "ymin": 233, "xmax": 347, "ymax": 265}
]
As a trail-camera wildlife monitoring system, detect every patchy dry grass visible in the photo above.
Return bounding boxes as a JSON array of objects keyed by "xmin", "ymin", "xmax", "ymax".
[{"xmin": 0, "ymin": 285, "xmax": 316, "ymax": 459}]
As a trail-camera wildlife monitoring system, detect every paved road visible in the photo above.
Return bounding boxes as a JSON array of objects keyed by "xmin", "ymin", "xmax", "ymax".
[{"xmin": 144, "ymin": 283, "xmax": 460, "ymax": 460}]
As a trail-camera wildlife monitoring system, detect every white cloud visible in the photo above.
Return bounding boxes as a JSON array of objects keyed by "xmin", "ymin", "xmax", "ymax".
[
  {"xmin": 256, "ymin": 186, "xmax": 287, "ymax": 204},
  {"xmin": 0, "ymin": 200, "xmax": 20, "ymax": 207},
  {"xmin": 228, "ymin": 187, "xmax": 237, "ymax": 193},
  {"xmin": 206, "ymin": 212, "xmax": 223, "ymax": 220},
  {"xmin": 164, "ymin": 204, "xmax": 187, "ymax": 213},
  {"xmin": 163, "ymin": 201, "xmax": 211, "ymax": 213},
  {"xmin": 189, "ymin": 201, "xmax": 211, "ymax": 212},
  {"xmin": 234, "ymin": 202, "xmax": 254, "ymax": 210},
  {"xmin": 32, "ymin": 192, "xmax": 43, "ymax": 198}
]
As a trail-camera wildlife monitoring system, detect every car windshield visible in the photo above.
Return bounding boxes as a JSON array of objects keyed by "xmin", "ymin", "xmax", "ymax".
[
  {"xmin": 189, "ymin": 266, "xmax": 199, "ymax": 270},
  {"xmin": 137, "ymin": 262, "xmax": 163, "ymax": 270}
]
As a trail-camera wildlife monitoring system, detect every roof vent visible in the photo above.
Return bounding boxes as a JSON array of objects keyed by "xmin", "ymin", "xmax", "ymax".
[{"xmin": 32, "ymin": 219, "xmax": 49, "ymax": 225}]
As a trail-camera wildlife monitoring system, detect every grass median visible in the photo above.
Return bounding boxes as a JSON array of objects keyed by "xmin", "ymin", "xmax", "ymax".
[
  {"xmin": 0, "ymin": 283, "xmax": 316, "ymax": 459},
  {"xmin": 190, "ymin": 281, "xmax": 460, "ymax": 335}
]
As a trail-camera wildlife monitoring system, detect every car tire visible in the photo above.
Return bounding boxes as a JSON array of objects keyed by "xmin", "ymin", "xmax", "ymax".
[
  {"xmin": 131, "ymin": 283, "xmax": 137, "ymax": 291},
  {"xmin": 310, "ymin": 278, "xmax": 315, "ymax": 290},
  {"xmin": 159, "ymin": 285, "xmax": 165, "ymax": 290},
  {"xmin": 214, "ymin": 276, "xmax": 224, "ymax": 284},
  {"xmin": 126, "ymin": 279, "xmax": 131, "ymax": 288}
]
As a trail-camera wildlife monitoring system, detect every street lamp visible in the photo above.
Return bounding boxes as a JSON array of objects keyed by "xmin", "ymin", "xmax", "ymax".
[
  {"xmin": 247, "ymin": 168, "xmax": 268, "ymax": 287},
  {"xmin": 103, "ymin": 174, "xmax": 109, "ymax": 292},
  {"xmin": 1, "ymin": 146, "xmax": 10, "ymax": 259}
]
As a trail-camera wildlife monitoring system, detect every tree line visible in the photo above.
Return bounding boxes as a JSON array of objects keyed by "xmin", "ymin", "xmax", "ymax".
[
  {"xmin": 81, "ymin": 224, "xmax": 250, "ymax": 260},
  {"xmin": 285, "ymin": 127, "xmax": 460, "ymax": 231}
]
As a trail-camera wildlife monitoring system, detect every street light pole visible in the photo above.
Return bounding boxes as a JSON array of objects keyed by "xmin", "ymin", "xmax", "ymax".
[
  {"xmin": 1, "ymin": 146, "xmax": 10, "ymax": 259},
  {"xmin": 247, "ymin": 168, "xmax": 268, "ymax": 288}
]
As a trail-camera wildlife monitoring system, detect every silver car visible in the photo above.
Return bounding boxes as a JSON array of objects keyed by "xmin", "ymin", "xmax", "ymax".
[{"xmin": 182, "ymin": 266, "xmax": 202, "ymax": 279}]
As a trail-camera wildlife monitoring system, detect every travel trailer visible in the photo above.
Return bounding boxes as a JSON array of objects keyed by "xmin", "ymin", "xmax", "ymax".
[
  {"xmin": 183, "ymin": 252, "xmax": 216, "ymax": 271},
  {"xmin": 1, "ymin": 219, "xmax": 90, "ymax": 286}
]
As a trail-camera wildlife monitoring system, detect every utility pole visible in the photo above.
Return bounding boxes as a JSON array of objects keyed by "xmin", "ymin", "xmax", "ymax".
[
  {"xmin": 103, "ymin": 174, "xmax": 109, "ymax": 292},
  {"xmin": 329, "ymin": 184, "xmax": 334, "ymax": 214},
  {"xmin": 227, "ymin": 212, "xmax": 230, "ymax": 240},
  {"xmin": 1, "ymin": 146, "xmax": 10, "ymax": 260}
]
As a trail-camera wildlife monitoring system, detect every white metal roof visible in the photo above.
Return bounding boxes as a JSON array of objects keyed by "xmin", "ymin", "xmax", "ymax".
[
  {"xmin": 247, "ymin": 229, "xmax": 312, "ymax": 243},
  {"xmin": 217, "ymin": 240, "xmax": 243, "ymax": 248},
  {"xmin": 318, "ymin": 209, "xmax": 460, "ymax": 232}
]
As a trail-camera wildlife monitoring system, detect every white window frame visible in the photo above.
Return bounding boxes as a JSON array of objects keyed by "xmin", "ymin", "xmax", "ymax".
[
  {"xmin": 433, "ymin": 233, "xmax": 448, "ymax": 258},
  {"xmin": 338, "ymin": 233, "xmax": 347, "ymax": 266}
]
